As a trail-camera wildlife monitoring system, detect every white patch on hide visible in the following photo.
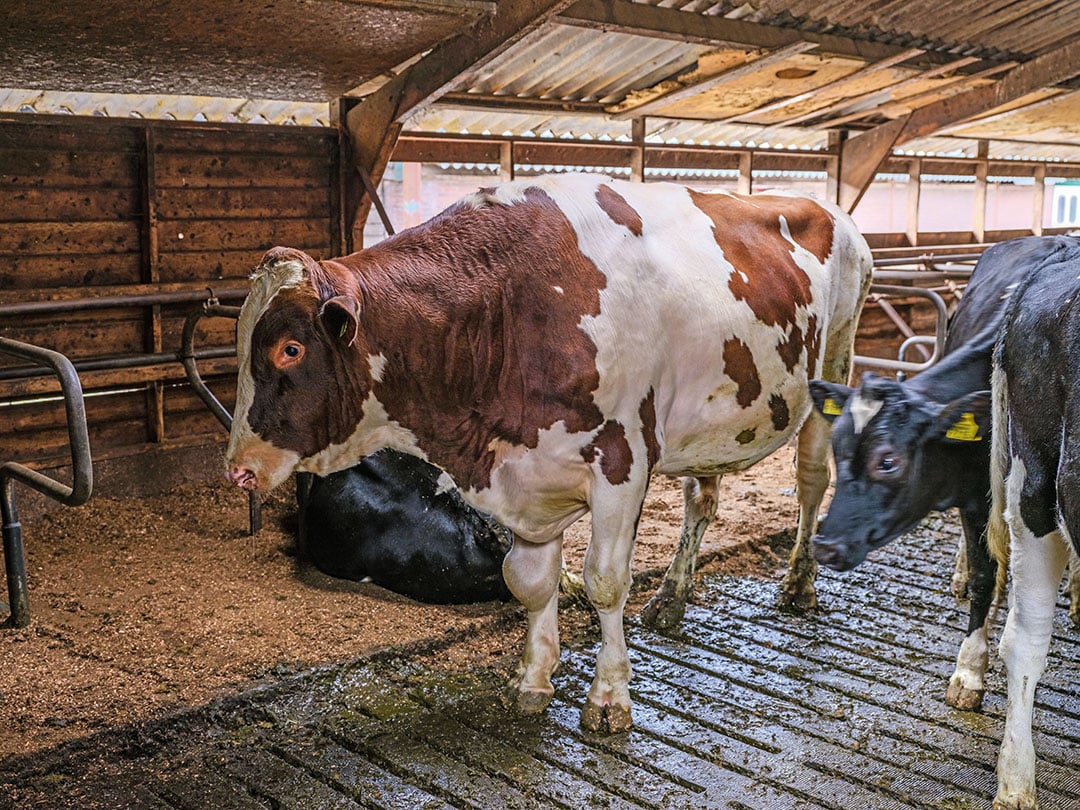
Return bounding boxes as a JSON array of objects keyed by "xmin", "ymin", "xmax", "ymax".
[
  {"xmin": 435, "ymin": 471, "xmax": 458, "ymax": 496},
  {"xmin": 850, "ymin": 392, "xmax": 883, "ymax": 434},
  {"xmin": 368, "ymin": 352, "xmax": 388, "ymax": 383}
]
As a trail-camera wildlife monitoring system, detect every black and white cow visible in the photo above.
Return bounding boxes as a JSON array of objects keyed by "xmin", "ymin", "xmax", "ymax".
[
  {"xmin": 808, "ymin": 236, "xmax": 1080, "ymax": 712},
  {"xmin": 298, "ymin": 449, "xmax": 512, "ymax": 604},
  {"xmin": 987, "ymin": 236, "xmax": 1080, "ymax": 810}
]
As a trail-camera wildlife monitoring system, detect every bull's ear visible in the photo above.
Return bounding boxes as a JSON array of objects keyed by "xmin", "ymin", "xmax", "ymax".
[
  {"xmin": 931, "ymin": 390, "xmax": 992, "ymax": 444},
  {"xmin": 808, "ymin": 380, "xmax": 853, "ymax": 423},
  {"xmin": 319, "ymin": 295, "xmax": 361, "ymax": 346}
]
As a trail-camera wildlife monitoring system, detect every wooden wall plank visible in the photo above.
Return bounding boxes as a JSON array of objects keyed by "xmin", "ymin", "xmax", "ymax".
[
  {"xmin": 153, "ymin": 154, "xmax": 331, "ymax": 189},
  {"xmin": 155, "ymin": 218, "xmax": 331, "ymax": 253},
  {"xmin": 0, "ymin": 254, "xmax": 144, "ymax": 289},
  {"xmin": 154, "ymin": 187, "xmax": 331, "ymax": 220},
  {"xmin": 0, "ymin": 221, "xmax": 141, "ymax": 256}
]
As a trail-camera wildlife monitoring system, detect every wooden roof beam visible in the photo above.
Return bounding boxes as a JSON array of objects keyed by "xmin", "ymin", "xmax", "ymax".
[
  {"xmin": 729, "ymin": 48, "xmax": 925, "ymax": 125},
  {"xmin": 559, "ymin": 0, "xmax": 1002, "ymax": 66},
  {"xmin": 838, "ymin": 37, "xmax": 1080, "ymax": 212},
  {"xmin": 609, "ymin": 41, "xmax": 819, "ymax": 120},
  {"xmin": 341, "ymin": 0, "xmax": 575, "ymax": 239}
]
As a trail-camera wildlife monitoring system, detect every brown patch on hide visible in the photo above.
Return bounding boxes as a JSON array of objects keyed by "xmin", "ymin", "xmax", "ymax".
[
  {"xmin": 596, "ymin": 184, "xmax": 643, "ymax": 236},
  {"xmin": 689, "ymin": 191, "xmax": 834, "ymax": 331},
  {"xmin": 723, "ymin": 337, "xmax": 762, "ymax": 408},
  {"xmin": 582, "ymin": 420, "xmax": 633, "ymax": 485}
]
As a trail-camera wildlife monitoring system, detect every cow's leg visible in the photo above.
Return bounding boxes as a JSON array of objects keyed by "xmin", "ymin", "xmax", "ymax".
[
  {"xmin": 581, "ymin": 479, "xmax": 649, "ymax": 732},
  {"xmin": 780, "ymin": 412, "xmax": 831, "ymax": 609},
  {"xmin": 945, "ymin": 506, "xmax": 996, "ymax": 711},
  {"xmin": 952, "ymin": 532, "xmax": 970, "ymax": 599},
  {"xmin": 639, "ymin": 476, "xmax": 719, "ymax": 630},
  {"xmin": 501, "ymin": 532, "xmax": 564, "ymax": 716},
  {"xmin": 1067, "ymin": 544, "xmax": 1080, "ymax": 627},
  {"xmin": 995, "ymin": 529, "xmax": 1068, "ymax": 809}
]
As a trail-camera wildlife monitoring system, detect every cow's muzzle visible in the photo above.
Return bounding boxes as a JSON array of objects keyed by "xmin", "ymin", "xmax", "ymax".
[
  {"xmin": 811, "ymin": 535, "xmax": 860, "ymax": 572},
  {"xmin": 227, "ymin": 465, "xmax": 260, "ymax": 491}
]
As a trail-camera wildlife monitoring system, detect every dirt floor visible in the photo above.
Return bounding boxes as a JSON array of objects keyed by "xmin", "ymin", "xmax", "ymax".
[{"xmin": 0, "ymin": 444, "xmax": 804, "ymax": 759}]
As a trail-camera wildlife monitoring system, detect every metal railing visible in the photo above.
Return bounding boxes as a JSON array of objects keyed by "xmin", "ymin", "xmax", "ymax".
[{"xmin": 0, "ymin": 338, "xmax": 93, "ymax": 628}]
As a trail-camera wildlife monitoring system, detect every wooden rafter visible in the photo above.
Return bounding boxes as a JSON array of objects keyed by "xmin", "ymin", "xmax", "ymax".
[
  {"xmin": 750, "ymin": 56, "xmax": 980, "ymax": 133},
  {"xmin": 609, "ymin": 41, "xmax": 819, "ymax": 120},
  {"xmin": 342, "ymin": 0, "xmax": 576, "ymax": 242},
  {"xmin": 728, "ymin": 47, "xmax": 925, "ymax": 125},
  {"xmin": 559, "ymin": 0, "xmax": 978, "ymax": 66},
  {"xmin": 822, "ymin": 61, "xmax": 1017, "ymax": 129},
  {"xmin": 838, "ymin": 37, "xmax": 1080, "ymax": 212}
]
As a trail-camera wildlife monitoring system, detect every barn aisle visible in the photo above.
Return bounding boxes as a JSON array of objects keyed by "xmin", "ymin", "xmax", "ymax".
[{"xmin": 2, "ymin": 523, "xmax": 1077, "ymax": 810}]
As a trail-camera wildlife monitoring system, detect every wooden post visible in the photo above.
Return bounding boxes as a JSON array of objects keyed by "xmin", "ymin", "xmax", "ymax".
[
  {"xmin": 630, "ymin": 118, "xmax": 645, "ymax": 182},
  {"xmin": 826, "ymin": 130, "xmax": 845, "ymax": 205},
  {"xmin": 906, "ymin": 158, "xmax": 922, "ymax": 247},
  {"xmin": 331, "ymin": 97, "xmax": 363, "ymax": 254},
  {"xmin": 738, "ymin": 151, "xmax": 753, "ymax": 195},
  {"xmin": 141, "ymin": 127, "xmax": 165, "ymax": 443},
  {"xmin": 500, "ymin": 140, "xmax": 515, "ymax": 183},
  {"xmin": 973, "ymin": 140, "xmax": 988, "ymax": 243},
  {"xmin": 1033, "ymin": 163, "xmax": 1046, "ymax": 236}
]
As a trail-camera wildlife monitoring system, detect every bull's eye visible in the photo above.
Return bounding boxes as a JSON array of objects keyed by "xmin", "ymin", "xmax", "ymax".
[{"xmin": 271, "ymin": 339, "xmax": 305, "ymax": 369}]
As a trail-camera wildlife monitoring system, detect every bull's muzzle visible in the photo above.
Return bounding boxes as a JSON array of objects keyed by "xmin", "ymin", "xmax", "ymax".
[{"xmin": 227, "ymin": 464, "xmax": 259, "ymax": 491}]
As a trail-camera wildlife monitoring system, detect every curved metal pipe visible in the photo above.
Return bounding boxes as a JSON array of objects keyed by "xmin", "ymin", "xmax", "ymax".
[
  {"xmin": 0, "ymin": 338, "xmax": 94, "ymax": 628},
  {"xmin": 180, "ymin": 300, "xmax": 261, "ymax": 535},
  {"xmin": 854, "ymin": 284, "xmax": 949, "ymax": 375}
]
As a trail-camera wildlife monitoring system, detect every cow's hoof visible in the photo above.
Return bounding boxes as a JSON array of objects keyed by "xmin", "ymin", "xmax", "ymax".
[
  {"xmin": 951, "ymin": 574, "xmax": 969, "ymax": 600},
  {"xmin": 1069, "ymin": 605, "xmax": 1080, "ymax": 629},
  {"xmin": 945, "ymin": 681, "xmax": 984, "ymax": 712},
  {"xmin": 778, "ymin": 582, "xmax": 818, "ymax": 612},
  {"xmin": 580, "ymin": 699, "xmax": 632, "ymax": 733},
  {"xmin": 993, "ymin": 790, "xmax": 1039, "ymax": 810},
  {"xmin": 635, "ymin": 591, "xmax": 686, "ymax": 635},
  {"xmin": 502, "ymin": 682, "xmax": 553, "ymax": 716}
]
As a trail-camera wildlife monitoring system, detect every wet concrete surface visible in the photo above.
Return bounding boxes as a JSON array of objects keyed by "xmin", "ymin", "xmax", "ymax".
[{"xmin": 1, "ymin": 519, "xmax": 1078, "ymax": 810}]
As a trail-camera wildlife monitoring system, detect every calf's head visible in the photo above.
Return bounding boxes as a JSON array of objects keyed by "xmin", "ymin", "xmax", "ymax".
[
  {"xmin": 808, "ymin": 374, "xmax": 990, "ymax": 571},
  {"xmin": 226, "ymin": 247, "xmax": 371, "ymax": 492}
]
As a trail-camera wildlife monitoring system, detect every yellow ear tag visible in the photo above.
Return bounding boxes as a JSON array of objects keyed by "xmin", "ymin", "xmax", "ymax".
[
  {"xmin": 339, "ymin": 322, "xmax": 349, "ymax": 339},
  {"xmin": 823, "ymin": 398, "xmax": 844, "ymax": 416},
  {"xmin": 945, "ymin": 412, "xmax": 981, "ymax": 441}
]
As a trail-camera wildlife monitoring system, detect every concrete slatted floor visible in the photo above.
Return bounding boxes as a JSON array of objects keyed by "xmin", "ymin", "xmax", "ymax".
[{"xmin": 2, "ymin": 521, "xmax": 1078, "ymax": 810}]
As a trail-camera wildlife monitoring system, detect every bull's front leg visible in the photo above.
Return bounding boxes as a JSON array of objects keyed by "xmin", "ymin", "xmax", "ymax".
[
  {"xmin": 501, "ymin": 532, "xmax": 564, "ymax": 716},
  {"xmin": 640, "ymin": 476, "xmax": 719, "ymax": 630},
  {"xmin": 780, "ymin": 413, "xmax": 831, "ymax": 610}
]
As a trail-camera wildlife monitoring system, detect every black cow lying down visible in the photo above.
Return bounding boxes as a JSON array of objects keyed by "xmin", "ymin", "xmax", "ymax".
[
  {"xmin": 298, "ymin": 449, "xmax": 513, "ymax": 604},
  {"xmin": 808, "ymin": 235, "xmax": 1080, "ymax": 712}
]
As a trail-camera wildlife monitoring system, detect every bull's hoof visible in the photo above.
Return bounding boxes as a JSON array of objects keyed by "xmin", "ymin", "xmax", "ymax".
[
  {"xmin": 945, "ymin": 681, "xmax": 985, "ymax": 712},
  {"xmin": 580, "ymin": 699, "xmax": 633, "ymax": 733},
  {"xmin": 501, "ymin": 682, "xmax": 553, "ymax": 716},
  {"xmin": 640, "ymin": 582, "xmax": 688, "ymax": 631}
]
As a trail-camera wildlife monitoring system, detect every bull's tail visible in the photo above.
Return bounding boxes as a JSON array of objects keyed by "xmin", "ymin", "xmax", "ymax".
[{"xmin": 987, "ymin": 359, "xmax": 1011, "ymax": 600}]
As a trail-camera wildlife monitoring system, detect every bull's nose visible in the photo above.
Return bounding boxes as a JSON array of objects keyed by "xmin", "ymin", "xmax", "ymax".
[
  {"xmin": 812, "ymin": 535, "xmax": 850, "ymax": 571},
  {"xmin": 227, "ymin": 465, "xmax": 259, "ymax": 491}
]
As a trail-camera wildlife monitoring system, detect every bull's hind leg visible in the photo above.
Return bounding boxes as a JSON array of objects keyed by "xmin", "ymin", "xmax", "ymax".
[
  {"xmin": 780, "ymin": 412, "xmax": 831, "ymax": 609},
  {"xmin": 639, "ymin": 476, "xmax": 719, "ymax": 630},
  {"xmin": 581, "ymin": 477, "xmax": 650, "ymax": 733},
  {"xmin": 502, "ymin": 532, "xmax": 564, "ymax": 716}
]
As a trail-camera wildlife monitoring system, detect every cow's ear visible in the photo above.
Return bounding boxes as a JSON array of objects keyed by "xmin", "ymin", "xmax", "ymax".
[
  {"xmin": 931, "ymin": 390, "xmax": 992, "ymax": 444},
  {"xmin": 319, "ymin": 295, "xmax": 361, "ymax": 346},
  {"xmin": 808, "ymin": 380, "xmax": 853, "ymax": 423}
]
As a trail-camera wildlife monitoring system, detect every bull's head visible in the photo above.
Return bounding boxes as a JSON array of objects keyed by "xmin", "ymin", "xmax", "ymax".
[
  {"xmin": 226, "ymin": 247, "xmax": 371, "ymax": 492},
  {"xmin": 808, "ymin": 374, "xmax": 990, "ymax": 571}
]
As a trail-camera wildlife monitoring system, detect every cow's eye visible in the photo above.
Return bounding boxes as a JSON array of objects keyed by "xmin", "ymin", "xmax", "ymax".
[
  {"xmin": 284, "ymin": 344, "xmax": 301, "ymax": 358},
  {"xmin": 869, "ymin": 448, "xmax": 905, "ymax": 479}
]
